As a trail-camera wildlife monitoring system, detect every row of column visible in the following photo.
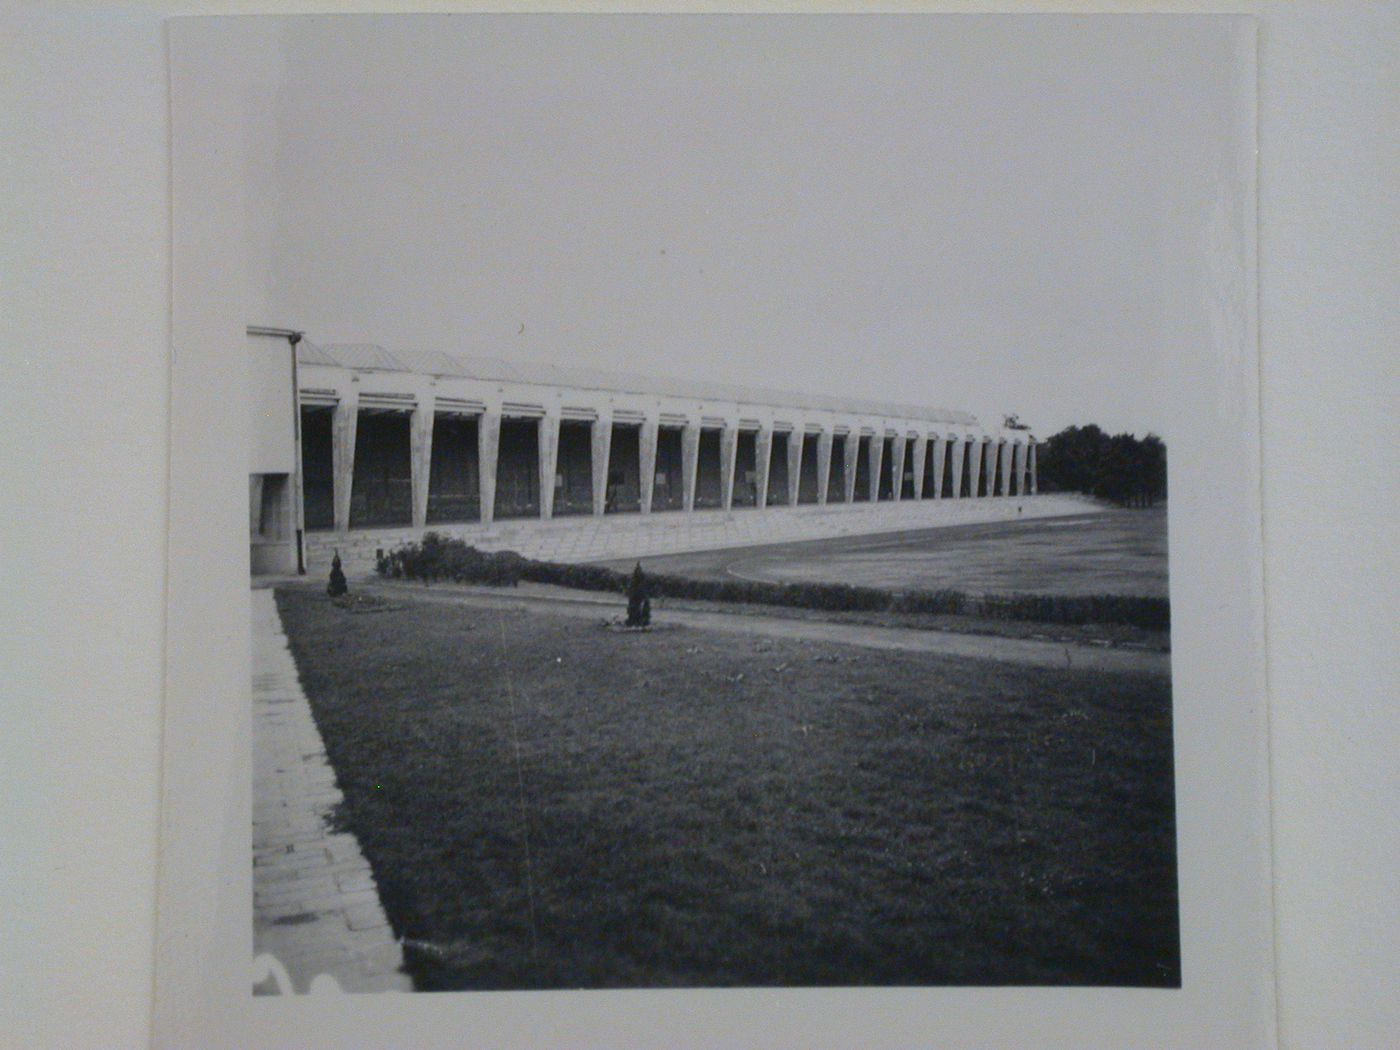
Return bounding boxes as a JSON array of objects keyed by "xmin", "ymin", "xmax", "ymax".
[{"xmin": 323, "ymin": 391, "xmax": 1036, "ymax": 532}]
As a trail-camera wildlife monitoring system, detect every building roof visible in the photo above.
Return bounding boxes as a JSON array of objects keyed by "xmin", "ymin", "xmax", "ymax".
[{"xmin": 300, "ymin": 341, "xmax": 980, "ymax": 427}]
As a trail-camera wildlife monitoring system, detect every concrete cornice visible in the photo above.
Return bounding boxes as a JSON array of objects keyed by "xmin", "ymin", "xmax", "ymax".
[{"xmin": 303, "ymin": 341, "xmax": 980, "ymax": 428}]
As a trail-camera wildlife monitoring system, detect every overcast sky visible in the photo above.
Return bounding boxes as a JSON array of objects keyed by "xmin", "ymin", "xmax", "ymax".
[{"xmin": 240, "ymin": 14, "xmax": 1249, "ymax": 439}]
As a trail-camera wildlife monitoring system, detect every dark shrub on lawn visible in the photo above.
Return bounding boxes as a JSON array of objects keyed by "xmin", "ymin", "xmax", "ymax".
[
  {"xmin": 327, "ymin": 550, "xmax": 348, "ymax": 597},
  {"xmin": 625, "ymin": 563, "xmax": 651, "ymax": 628}
]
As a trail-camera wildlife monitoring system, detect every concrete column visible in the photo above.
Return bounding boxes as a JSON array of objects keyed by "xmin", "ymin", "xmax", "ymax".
[
  {"xmin": 1029, "ymin": 440, "xmax": 1038, "ymax": 494},
  {"xmin": 867, "ymin": 433, "xmax": 883, "ymax": 502},
  {"xmin": 538, "ymin": 412, "xmax": 559, "ymax": 520},
  {"xmin": 478, "ymin": 409, "xmax": 500, "ymax": 526},
  {"xmin": 719, "ymin": 424, "xmax": 739, "ymax": 512},
  {"xmin": 843, "ymin": 432, "xmax": 860, "ymax": 503},
  {"xmin": 787, "ymin": 429, "xmax": 804, "ymax": 506},
  {"xmin": 967, "ymin": 438, "xmax": 983, "ymax": 498},
  {"xmin": 1011, "ymin": 441, "xmax": 1025, "ymax": 497},
  {"xmin": 590, "ymin": 414, "xmax": 613, "ymax": 516},
  {"xmin": 410, "ymin": 395, "xmax": 436, "ymax": 530},
  {"xmin": 949, "ymin": 437, "xmax": 966, "ymax": 498},
  {"xmin": 931, "ymin": 437, "xmax": 946, "ymax": 499},
  {"xmin": 638, "ymin": 418, "xmax": 659, "ymax": 514},
  {"xmin": 984, "ymin": 440, "xmax": 999, "ymax": 496},
  {"xmin": 681, "ymin": 423, "xmax": 701, "ymax": 512},
  {"xmin": 997, "ymin": 439, "xmax": 1012, "ymax": 496},
  {"xmin": 889, "ymin": 435, "xmax": 906, "ymax": 502},
  {"xmin": 754, "ymin": 426, "xmax": 772, "ymax": 510},
  {"xmin": 331, "ymin": 388, "xmax": 359, "ymax": 533},
  {"xmin": 910, "ymin": 436, "xmax": 927, "ymax": 500},
  {"xmin": 815, "ymin": 429, "xmax": 833, "ymax": 504}
]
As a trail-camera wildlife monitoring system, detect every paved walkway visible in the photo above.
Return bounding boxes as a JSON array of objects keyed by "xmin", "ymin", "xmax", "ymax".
[
  {"xmin": 251, "ymin": 587, "xmax": 412, "ymax": 994},
  {"xmin": 369, "ymin": 580, "xmax": 1170, "ymax": 675}
]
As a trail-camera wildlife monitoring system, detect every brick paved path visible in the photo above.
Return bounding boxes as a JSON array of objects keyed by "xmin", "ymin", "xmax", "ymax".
[{"xmin": 251, "ymin": 587, "xmax": 412, "ymax": 994}]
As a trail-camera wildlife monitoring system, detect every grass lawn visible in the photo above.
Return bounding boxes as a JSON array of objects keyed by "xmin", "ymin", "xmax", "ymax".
[
  {"xmin": 275, "ymin": 586, "xmax": 1179, "ymax": 990},
  {"xmin": 606, "ymin": 507, "xmax": 1169, "ymax": 599}
]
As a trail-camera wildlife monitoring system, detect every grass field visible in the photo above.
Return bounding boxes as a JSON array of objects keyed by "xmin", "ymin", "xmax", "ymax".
[
  {"xmin": 604, "ymin": 507, "xmax": 1168, "ymax": 598},
  {"xmin": 276, "ymin": 586, "xmax": 1179, "ymax": 989}
]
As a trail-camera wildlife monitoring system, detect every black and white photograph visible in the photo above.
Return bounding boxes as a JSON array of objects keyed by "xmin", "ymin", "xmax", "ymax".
[
  {"xmin": 221, "ymin": 12, "xmax": 1233, "ymax": 995},
  {"xmin": 163, "ymin": 8, "xmax": 1269, "ymax": 1036}
]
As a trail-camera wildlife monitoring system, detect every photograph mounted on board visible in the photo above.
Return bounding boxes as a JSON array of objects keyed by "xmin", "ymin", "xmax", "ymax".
[{"xmin": 184, "ymin": 12, "xmax": 1255, "ymax": 996}]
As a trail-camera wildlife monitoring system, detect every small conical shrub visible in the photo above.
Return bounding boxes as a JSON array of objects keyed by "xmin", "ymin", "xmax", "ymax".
[
  {"xmin": 327, "ymin": 550, "xmax": 348, "ymax": 597},
  {"xmin": 625, "ymin": 562, "xmax": 650, "ymax": 628}
]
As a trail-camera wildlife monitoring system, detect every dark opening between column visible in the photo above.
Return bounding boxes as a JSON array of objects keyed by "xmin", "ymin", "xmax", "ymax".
[
  {"xmin": 694, "ymin": 429, "xmax": 723, "ymax": 508},
  {"xmin": 877, "ymin": 437, "xmax": 895, "ymax": 500},
  {"xmin": 922, "ymin": 439, "xmax": 938, "ymax": 498},
  {"xmin": 606, "ymin": 423, "xmax": 642, "ymax": 513},
  {"xmin": 652, "ymin": 427, "xmax": 685, "ymax": 511},
  {"xmin": 299, "ymin": 406, "xmax": 334, "ymax": 530},
  {"xmin": 426, "ymin": 415, "xmax": 480, "ymax": 523},
  {"xmin": 553, "ymin": 421, "xmax": 593, "ymax": 516},
  {"xmin": 797, "ymin": 434, "xmax": 820, "ymax": 503},
  {"xmin": 494, "ymin": 418, "xmax": 540, "ymax": 520},
  {"xmin": 827, "ymin": 434, "xmax": 848, "ymax": 502},
  {"xmin": 901, "ymin": 437, "xmax": 918, "ymax": 499},
  {"xmin": 767, "ymin": 432, "xmax": 791, "ymax": 506},
  {"xmin": 731, "ymin": 431, "xmax": 759, "ymax": 507},
  {"xmin": 959, "ymin": 443, "xmax": 973, "ymax": 497},
  {"xmin": 350, "ymin": 410, "xmax": 412, "ymax": 528}
]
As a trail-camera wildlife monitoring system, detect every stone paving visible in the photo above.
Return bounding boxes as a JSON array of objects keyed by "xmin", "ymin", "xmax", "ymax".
[{"xmin": 251, "ymin": 587, "xmax": 412, "ymax": 994}]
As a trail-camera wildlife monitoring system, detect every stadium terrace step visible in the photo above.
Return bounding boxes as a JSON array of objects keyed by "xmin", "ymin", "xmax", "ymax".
[{"xmin": 303, "ymin": 494, "xmax": 1093, "ymax": 576}]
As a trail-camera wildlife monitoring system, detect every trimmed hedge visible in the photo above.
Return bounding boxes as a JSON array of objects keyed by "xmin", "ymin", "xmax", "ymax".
[
  {"xmin": 376, "ymin": 537, "xmax": 1170, "ymax": 630},
  {"xmin": 976, "ymin": 593, "xmax": 1170, "ymax": 630},
  {"xmin": 376, "ymin": 532, "xmax": 524, "ymax": 587},
  {"xmin": 520, "ymin": 560, "xmax": 624, "ymax": 594}
]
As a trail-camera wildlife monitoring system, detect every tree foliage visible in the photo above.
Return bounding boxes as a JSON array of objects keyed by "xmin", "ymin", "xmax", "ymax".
[{"xmin": 1037, "ymin": 425, "xmax": 1167, "ymax": 507}]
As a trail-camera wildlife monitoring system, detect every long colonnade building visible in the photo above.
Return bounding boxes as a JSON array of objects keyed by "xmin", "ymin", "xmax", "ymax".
[{"xmin": 248, "ymin": 332, "xmax": 1042, "ymax": 574}]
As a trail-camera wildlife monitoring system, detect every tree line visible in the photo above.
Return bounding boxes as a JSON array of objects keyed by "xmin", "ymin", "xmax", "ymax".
[{"xmin": 1036, "ymin": 424, "xmax": 1167, "ymax": 507}]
